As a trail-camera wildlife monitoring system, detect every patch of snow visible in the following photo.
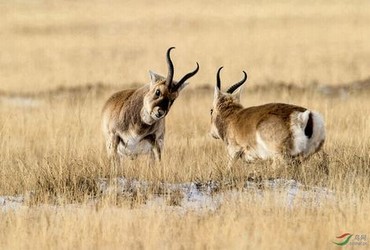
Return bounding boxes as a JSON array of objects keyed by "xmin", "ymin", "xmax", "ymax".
[
  {"xmin": 97, "ymin": 178, "xmax": 335, "ymax": 211},
  {"xmin": 0, "ymin": 178, "xmax": 335, "ymax": 213},
  {"xmin": 0, "ymin": 196, "xmax": 25, "ymax": 212}
]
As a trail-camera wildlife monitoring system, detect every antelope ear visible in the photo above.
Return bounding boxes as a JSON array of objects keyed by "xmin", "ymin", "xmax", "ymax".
[
  {"xmin": 213, "ymin": 86, "xmax": 222, "ymax": 107},
  {"xmin": 231, "ymin": 85, "xmax": 243, "ymax": 103},
  {"xmin": 149, "ymin": 71, "xmax": 166, "ymax": 85},
  {"xmin": 214, "ymin": 85, "xmax": 221, "ymax": 100}
]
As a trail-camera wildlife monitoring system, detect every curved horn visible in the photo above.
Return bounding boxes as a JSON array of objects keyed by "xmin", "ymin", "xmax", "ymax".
[
  {"xmin": 226, "ymin": 71, "xmax": 247, "ymax": 94},
  {"xmin": 165, "ymin": 47, "xmax": 175, "ymax": 87},
  {"xmin": 216, "ymin": 66, "xmax": 223, "ymax": 90},
  {"xmin": 172, "ymin": 62, "xmax": 200, "ymax": 92}
]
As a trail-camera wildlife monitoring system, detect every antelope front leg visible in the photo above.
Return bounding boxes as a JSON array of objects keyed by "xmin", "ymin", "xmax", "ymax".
[
  {"xmin": 144, "ymin": 134, "xmax": 162, "ymax": 165},
  {"xmin": 106, "ymin": 134, "xmax": 121, "ymax": 167},
  {"xmin": 151, "ymin": 141, "xmax": 162, "ymax": 162},
  {"xmin": 151, "ymin": 134, "xmax": 164, "ymax": 162}
]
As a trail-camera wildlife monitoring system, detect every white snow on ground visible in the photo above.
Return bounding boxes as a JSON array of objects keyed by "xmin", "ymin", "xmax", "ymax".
[
  {"xmin": 0, "ymin": 178, "xmax": 335, "ymax": 213},
  {"xmin": 0, "ymin": 196, "xmax": 25, "ymax": 212}
]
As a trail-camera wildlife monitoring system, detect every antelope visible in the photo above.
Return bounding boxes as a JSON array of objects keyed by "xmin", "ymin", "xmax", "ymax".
[
  {"xmin": 210, "ymin": 67, "xmax": 325, "ymax": 168},
  {"xmin": 102, "ymin": 47, "xmax": 199, "ymax": 164}
]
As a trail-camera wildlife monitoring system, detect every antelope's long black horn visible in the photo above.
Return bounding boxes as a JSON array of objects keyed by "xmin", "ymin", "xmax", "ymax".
[
  {"xmin": 165, "ymin": 47, "xmax": 175, "ymax": 87},
  {"xmin": 216, "ymin": 66, "xmax": 223, "ymax": 90},
  {"xmin": 226, "ymin": 71, "xmax": 247, "ymax": 94},
  {"xmin": 173, "ymin": 62, "xmax": 199, "ymax": 92}
]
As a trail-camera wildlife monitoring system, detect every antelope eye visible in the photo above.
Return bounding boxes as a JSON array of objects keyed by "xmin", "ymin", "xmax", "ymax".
[
  {"xmin": 210, "ymin": 109, "xmax": 213, "ymax": 115},
  {"xmin": 155, "ymin": 89, "xmax": 161, "ymax": 97}
]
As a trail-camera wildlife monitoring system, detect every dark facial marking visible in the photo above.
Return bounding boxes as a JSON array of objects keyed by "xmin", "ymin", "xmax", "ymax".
[{"xmin": 158, "ymin": 97, "xmax": 171, "ymax": 111}]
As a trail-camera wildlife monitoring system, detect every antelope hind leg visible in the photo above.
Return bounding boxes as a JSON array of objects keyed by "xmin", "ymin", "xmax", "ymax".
[{"xmin": 227, "ymin": 146, "xmax": 243, "ymax": 170}]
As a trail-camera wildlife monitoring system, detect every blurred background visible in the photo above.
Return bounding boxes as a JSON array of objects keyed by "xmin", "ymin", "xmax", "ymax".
[{"xmin": 1, "ymin": 0, "xmax": 370, "ymax": 93}]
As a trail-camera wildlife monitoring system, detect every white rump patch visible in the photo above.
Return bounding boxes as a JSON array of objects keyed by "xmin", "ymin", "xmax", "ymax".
[
  {"xmin": 290, "ymin": 110, "xmax": 310, "ymax": 156},
  {"xmin": 290, "ymin": 110, "xmax": 326, "ymax": 157},
  {"xmin": 306, "ymin": 111, "xmax": 326, "ymax": 156}
]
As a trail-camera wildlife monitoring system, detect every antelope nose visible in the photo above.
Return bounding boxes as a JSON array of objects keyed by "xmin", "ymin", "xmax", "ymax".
[{"xmin": 156, "ymin": 109, "xmax": 165, "ymax": 118}]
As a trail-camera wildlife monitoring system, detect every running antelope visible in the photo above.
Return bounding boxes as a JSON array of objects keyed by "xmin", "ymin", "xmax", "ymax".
[
  {"xmin": 210, "ymin": 67, "xmax": 325, "ymax": 168},
  {"xmin": 102, "ymin": 47, "xmax": 199, "ymax": 164}
]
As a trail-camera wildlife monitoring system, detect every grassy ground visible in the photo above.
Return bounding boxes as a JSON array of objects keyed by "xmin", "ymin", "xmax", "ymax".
[{"xmin": 1, "ymin": 0, "xmax": 370, "ymax": 249}]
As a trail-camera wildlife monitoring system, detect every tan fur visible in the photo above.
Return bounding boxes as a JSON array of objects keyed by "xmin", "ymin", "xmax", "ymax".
[
  {"xmin": 102, "ymin": 79, "xmax": 182, "ymax": 164},
  {"xmin": 102, "ymin": 48, "xmax": 198, "ymax": 165},
  {"xmin": 211, "ymin": 70, "xmax": 325, "ymax": 168}
]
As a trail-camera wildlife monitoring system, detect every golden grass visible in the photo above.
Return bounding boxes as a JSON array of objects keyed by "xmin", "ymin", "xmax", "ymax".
[
  {"xmin": 1, "ymin": 87, "xmax": 369, "ymax": 249},
  {"xmin": 1, "ymin": 0, "xmax": 370, "ymax": 249},
  {"xmin": 0, "ymin": 199, "xmax": 369, "ymax": 250}
]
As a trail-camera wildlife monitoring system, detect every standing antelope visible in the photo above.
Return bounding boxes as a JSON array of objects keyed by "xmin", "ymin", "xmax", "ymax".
[
  {"xmin": 102, "ymin": 47, "xmax": 199, "ymax": 164},
  {"xmin": 210, "ymin": 67, "xmax": 325, "ymax": 168}
]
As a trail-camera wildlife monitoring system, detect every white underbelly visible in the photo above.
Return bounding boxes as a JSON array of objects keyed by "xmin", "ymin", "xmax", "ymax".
[{"xmin": 117, "ymin": 135, "xmax": 153, "ymax": 156}]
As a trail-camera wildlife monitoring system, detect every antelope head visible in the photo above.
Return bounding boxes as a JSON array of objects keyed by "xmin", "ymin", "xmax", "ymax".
[
  {"xmin": 210, "ymin": 67, "xmax": 248, "ymax": 139},
  {"xmin": 142, "ymin": 47, "xmax": 199, "ymax": 125}
]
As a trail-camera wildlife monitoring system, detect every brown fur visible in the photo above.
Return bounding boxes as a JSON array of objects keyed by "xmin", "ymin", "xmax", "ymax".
[
  {"xmin": 215, "ymin": 100, "xmax": 307, "ymax": 155},
  {"xmin": 102, "ymin": 48, "xmax": 198, "ymax": 165},
  {"xmin": 102, "ymin": 80, "xmax": 179, "ymax": 163},
  {"xmin": 103, "ymin": 86, "xmax": 156, "ymax": 139},
  {"xmin": 211, "ymin": 70, "xmax": 325, "ymax": 167}
]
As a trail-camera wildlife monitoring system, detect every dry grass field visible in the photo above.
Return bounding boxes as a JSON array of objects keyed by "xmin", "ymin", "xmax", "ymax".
[{"xmin": 1, "ymin": 0, "xmax": 370, "ymax": 249}]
